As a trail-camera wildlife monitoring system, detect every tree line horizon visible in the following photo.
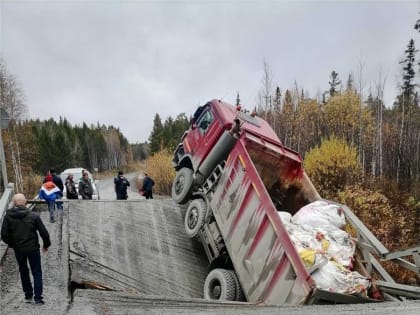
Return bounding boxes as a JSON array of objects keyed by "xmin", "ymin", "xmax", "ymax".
[{"xmin": 0, "ymin": 17, "xmax": 419, "ymax": 201}]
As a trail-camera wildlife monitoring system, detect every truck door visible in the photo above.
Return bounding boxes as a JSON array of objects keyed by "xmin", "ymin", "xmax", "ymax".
[{"xmin": 186, "ymin": 106, "xmax": 219, "ymax": 165}]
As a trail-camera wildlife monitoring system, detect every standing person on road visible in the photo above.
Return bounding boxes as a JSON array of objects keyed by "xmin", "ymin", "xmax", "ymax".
[
  {"xmin": 38, "ymin": 175, "xmax": 63, "ymax": 223},
  {"xmin": 143, "ymin": 173, "xmax": 155, "ymax": 199},
  {"xmin": 1, "ymin": 193, "xmax": 51, "ymax": 305},
  {"xmin": 44, "ymin": 169, "xmax": 64, "ymax": 211},
  {"xmin": 44, "ymin": 169, "xmax": 64, "ymax": 192},
  {"xmin": 78, "ymin": 172, "xmax": 93, "ymax": 200},
  {"xmin": 65, "ymin": 173, "xmax": 78, "ymax": 199},
  {"xmin": 114, "ymin": 171, "xmax": 130, "ymax": 200}
]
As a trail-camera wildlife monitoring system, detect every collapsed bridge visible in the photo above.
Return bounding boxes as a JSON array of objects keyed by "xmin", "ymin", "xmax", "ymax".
[{"xmin": 0, "ymin": 176, "xmax": 420, "ymax": 314}]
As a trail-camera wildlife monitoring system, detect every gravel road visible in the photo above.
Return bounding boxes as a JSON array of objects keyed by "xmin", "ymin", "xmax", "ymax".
[{"xmin": 1, "ymin": 172, "xmax": 419, "ymax": 314}]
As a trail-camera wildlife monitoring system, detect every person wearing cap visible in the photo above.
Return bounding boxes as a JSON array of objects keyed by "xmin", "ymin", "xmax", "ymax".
[
  {"xmin": 65, "ymin": 173, "xmax": 78, "ymax": 199},
  {"xmin": 38, "ymin": 175, "xmax": 63, "ymax": 223},
  {"xmin": 1, "ymin": 193, "xmax": 51, "ymax": 305},
  {"xmin": 114, "ymin": 171, "xmax": 130, "ymax": 200}
]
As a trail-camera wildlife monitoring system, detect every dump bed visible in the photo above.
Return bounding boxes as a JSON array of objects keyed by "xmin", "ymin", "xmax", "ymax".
[{"xmin": 209, "ymin": 132, "xmax": 376, "ymax": 304}]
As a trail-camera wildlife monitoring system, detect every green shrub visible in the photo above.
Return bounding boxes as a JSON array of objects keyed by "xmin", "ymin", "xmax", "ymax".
[{"xmin": 304, "ymin": 136, "xmax": 361, "ymax": 199}]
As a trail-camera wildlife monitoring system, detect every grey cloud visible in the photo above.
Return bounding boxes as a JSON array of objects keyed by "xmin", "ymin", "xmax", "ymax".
[{"xmin": 1, "ymin": 1, "xmax": 418, "ymax": 142}]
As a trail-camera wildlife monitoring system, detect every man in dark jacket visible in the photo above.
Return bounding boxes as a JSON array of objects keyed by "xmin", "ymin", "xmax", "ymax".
[
  {"xmin": 49, "ymin": 169, "xmax": 64, "ymax": 210},
  {"xmin": 78, "ymin": 172, "xmax": 94, "ymax": 200},
  {"xmin": 50, "ymin": 169, "xmax": 64, "ymax": 191},
  {"xmin": 1, "ymin": 193, "xmax": 51, "ymax": 305},
  {"xmin": 143, "ymin": 173, "xmax": 155, "ymax": 199},
  {"xmin": 114, "ymin": 171, "xmax": 130, "ymax": 200}
]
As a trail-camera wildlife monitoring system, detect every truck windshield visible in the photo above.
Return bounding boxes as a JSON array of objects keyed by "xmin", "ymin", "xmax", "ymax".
[{"xmin": 197, "ymin": 110, "xmax": 214, "ymax": 134}]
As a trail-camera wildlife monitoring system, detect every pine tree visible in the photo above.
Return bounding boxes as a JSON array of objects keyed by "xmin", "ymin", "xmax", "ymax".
[
  {"xmin": 394, "ymin": 39, "xmax": 419, "ymax": 189},
  {"xmin": 401, "ymin": 39, "xmax": 417, "ymax": 101},
  {"xmin": 346, "ymin": 73, "xmax": 354, "ymax": 91},
  {"xmin": 328, "ymin": 70, "xmax": 341, "ymax": 96},
  {"xmin": 148, "ymin": 114, "xmax": 164, "ymax": 154},
  {"xmin": 274, "ymin": 87, "xmax": 281, "ymax": 111}
]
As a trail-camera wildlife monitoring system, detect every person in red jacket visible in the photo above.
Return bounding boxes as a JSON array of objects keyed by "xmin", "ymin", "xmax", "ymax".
[{"xmin": 38, "ymin": 175, "xmax": 63, "ymax": 223}]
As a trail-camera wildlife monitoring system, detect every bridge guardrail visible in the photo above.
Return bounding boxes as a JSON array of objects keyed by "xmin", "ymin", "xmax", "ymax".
[{"xmin": 0, "ymin": 183, "xmax": 15, "ymax": 264}]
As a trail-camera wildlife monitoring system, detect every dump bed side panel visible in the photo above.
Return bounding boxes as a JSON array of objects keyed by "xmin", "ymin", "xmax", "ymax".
[{"xmin": 210, "ymin": 138, "xmax": 314, "ymax": 304}]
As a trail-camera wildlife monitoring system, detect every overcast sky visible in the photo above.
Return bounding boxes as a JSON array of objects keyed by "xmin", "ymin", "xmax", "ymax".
[{"xmin": 0, "ymin": 0, "xmax": 418, "ymax": 143}]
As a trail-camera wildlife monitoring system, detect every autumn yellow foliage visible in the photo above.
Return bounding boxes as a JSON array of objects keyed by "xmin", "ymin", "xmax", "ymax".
[
  {"xmin": 304, "ymin": 136, "xmax": 362, "ymax": 198},
  {"xmin": 337, "ymin": 186, "xmax": 419, "ymax": 285},
  {"xmin": 144, "ymin": 150, "xmax": 175, "ymax": 195},
  {"xmin": 21, "ymin": 173, "xmax": 44, "ymax": 198}
]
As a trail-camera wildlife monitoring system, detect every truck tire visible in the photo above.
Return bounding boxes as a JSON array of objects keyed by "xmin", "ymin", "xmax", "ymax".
[
  {"xmin": 203, "ymin": 268, "xmax": 237, "ymax": 301},
  {"xmin": 172, "ymin": 168, "xmax": 193, "ymax": 204},
  {"xmin": 228, "ymin": 270, "xmax": 246, "ymax": 302},
  {"xmin": 184, "ymin": 199, "xmax": 206, "ymax": 238}
]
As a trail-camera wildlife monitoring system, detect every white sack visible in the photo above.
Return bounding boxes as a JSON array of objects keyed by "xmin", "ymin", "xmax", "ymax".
[{"xmin": 292, "ymin": 200, "xmax": 346, "ymax": 229}]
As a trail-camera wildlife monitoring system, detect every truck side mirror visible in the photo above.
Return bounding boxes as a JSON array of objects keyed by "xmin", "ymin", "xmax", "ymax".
[{"xmin": 191, "ymin": 123, "xmax": 197, "ymax": 130}]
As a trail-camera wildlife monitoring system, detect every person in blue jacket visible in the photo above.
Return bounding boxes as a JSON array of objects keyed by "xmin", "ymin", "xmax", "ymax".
[{"xmin": 38, "ymin": 175, "xmax": 63, "ymax": 223}]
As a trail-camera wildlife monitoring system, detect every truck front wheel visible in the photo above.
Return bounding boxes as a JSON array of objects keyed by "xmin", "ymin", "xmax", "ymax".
[
  {"xmin": 203, "ymin": 268, "xmax": 237, "ymax": 301},
  {"xmin": 172, "ymin": 168, "xmax": 193, "ymax": 204},
  {"xmin": 184, "ymin": 199, "xmax": 206, "ymax": 238}
]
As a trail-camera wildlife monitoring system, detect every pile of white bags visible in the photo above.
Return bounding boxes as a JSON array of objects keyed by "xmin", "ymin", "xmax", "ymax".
[{"xmin": 278, "ymin": 200, "xmax": 370, "ymax": 295}]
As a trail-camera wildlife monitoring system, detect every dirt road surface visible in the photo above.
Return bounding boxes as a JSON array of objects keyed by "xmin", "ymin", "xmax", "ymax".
[{"xmin": 1, "ymin": 172, "xmax": 419, "ymax": 314}]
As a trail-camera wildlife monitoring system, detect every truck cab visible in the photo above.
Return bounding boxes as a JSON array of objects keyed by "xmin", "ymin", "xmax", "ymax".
[{"xmin": 172, "ymin": 99, "xmax": 279, "ymax": 204}]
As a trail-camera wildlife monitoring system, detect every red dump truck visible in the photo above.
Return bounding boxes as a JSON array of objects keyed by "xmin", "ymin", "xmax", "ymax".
[{"xmin": 171, "ymin": 99, "xmax": 420, "ymax": 305}]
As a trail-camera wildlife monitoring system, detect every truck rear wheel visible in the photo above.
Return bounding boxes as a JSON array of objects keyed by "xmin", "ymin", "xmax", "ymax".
[
  {"xmin": 184, "ymin": 199, "xmax": 206, "ymax": 238},
  {"xmin": 172, "ymin": 168, "xmax": 193, "ymax": 204},
  {"xmin": 228, "ymin": 270, "xmax": 246, "ymax": 301},
  {"xmin": 203, "ymin": 268, "xmax": 237, "ymax": 301}
]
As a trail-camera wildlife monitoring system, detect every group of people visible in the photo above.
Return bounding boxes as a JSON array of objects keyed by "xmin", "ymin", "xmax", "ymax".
[
  {"xmin": 0, "ymin": 169, "xmax": 155, "ymax": 307},
  {"xmin": 64, "ymin": 170, "xmax": 94, "ymax": 200},
  {"xmin": 114, "ymin": 171, "xmax": 154, "ymax": 200},
  {"xmin": 38, "ymin": 169, "xmax": 94, "ymax": 223},
  {"xmin": 0, "ymin": 168, "xmax": 96, "ymax": 306}
]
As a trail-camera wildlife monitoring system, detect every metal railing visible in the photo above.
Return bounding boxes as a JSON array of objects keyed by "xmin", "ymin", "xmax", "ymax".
[
  {"xmin": 0, "ymin": 183, "xmax": 15, "ymax": 264},
  {"xmin": 341, "ymin": 204, "xmax": 420, "ymax": 300},
  {"xmin": 0, "ymin": 183, "xmax": 15, "ymax": 222}
]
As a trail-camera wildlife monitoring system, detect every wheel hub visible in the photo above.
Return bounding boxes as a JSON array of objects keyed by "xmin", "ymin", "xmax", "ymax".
[
  {"xmin": 187, "ymin": 208, "xmax": 198, "ymax": 229},
  {"xmin": 175, "ymin": 176, "xmax": 185, "ymax": 194},
  {"xmin": 213, "ymin": 285, "xmax": 221, "ymax": 299}
]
